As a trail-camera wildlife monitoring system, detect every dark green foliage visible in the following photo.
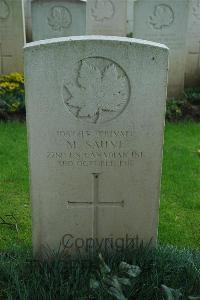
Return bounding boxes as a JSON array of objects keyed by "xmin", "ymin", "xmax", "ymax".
[
  {"xmin": 90, "ymin": 253, "xmax": 141, "ymax": 299},
  {"xmin": 0, "ymin": 244, "xmax": 199, "ymax": 299},
  {"xmin": 185, "ymin": 88, "xmax": 200, "ymax": 105},
  {"xmin": 0, "ymin": 73, "xmax": 25, "ymax": 121},
  {"xmin": 166, "ymin": 88, "xmax": 200, "ymax": 122},
  {"xmin": 166, "ymin": 99, "xmax": 185, "ymax": 121}
]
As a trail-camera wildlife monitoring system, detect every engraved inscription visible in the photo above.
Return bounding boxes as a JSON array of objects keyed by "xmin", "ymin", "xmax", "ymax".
[
  {"xmin": 149, "ymin": 4, "xmax": 174, "ymax": 30},
  {"xmin": 0, "ymin": 0, "xmax": 10, "ymax": 20},
  {"xmin": 63, "ymin": 57, "xmax": 130, "ymax": 124},
  {"xmin": 192, "ymin": 0, "xmax": 200, "ymax": 21},
  {"xmin": 91, "ymin": 0, "xmax": 114, "ymax": 22},
  {"xmin": 47, "ymin": 129, "xmax": 143, "ymax": 169},
  {"xmin": 47, "ymin": 6, "xmax": 72, "ymax": 31}
]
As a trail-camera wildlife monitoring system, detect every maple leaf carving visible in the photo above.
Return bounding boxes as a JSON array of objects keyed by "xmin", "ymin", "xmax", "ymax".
[
  {"xmin": 0, "ymin": 0, "xmax": 9, "ymax": 19},
  {"xmin": 149, "ymin": 4, "xmax": 174, "ymax": 30},
  {"xmin": 48, "ymin": 6, "xmax": 71, "ymax": 31},
  {"xmin": 64, "ymin": 61, "xmax": 128, "ymax": 123},
  {"xmin": 91, "ymin": 0, "xmax": 114, "ymax": 22}
]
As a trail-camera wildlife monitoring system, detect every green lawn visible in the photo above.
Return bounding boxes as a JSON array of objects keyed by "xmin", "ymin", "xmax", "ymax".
[
  {"xmin": 0, "ymin": 123, "xmax": 31, "ymax": 250},
  {"xmin": 0, "ymin": 122, "xmax": 199, "ymax": 251}
]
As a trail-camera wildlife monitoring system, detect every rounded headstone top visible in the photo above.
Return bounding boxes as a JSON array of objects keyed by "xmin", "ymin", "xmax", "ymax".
[{"xmin": 24, "ymin": 35, "xmax": 169, "ymax": 51}]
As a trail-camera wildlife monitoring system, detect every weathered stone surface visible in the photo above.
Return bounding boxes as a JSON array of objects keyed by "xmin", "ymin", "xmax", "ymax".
[
  {"xmin": 23, "ymin": 0, "xmax": 33, "ymax": 42},
  {"xmin": 32, "ymin": 0, "xmax": 86, "ymax": 41},
  {"xmin": 185, "ymin": 0, "xmax": 200, "ymax": 87},
  {"xmin": 133, "ymin": 0, "xmax": 189, "ymax": 97},
  {"xmin": 0, "ymin": 0, "xmax": 25, "ymax": 74},
  {"xmin": 86, "ymin": 0, "xmax": 128, "ymax": 36},
  {"xmin": 25, "ymin": 36, "xmax": 168, "ymax": 256}
]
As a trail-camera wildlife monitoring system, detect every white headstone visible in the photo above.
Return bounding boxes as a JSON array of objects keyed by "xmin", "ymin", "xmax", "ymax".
[
  {"xmin": 133, "ymin": 0, "xmax": 189, "ymax": 98},
  {"xmin": 0, "ymin": 0, "xmax": 25, "ymax": 74},
  {"xmin": 25, "ymin": 36, "xmax": 168, "ymax": 256},
  {"xmin": 185, "ymin": 0, "xmax": 200, "ymax": 87},
  {"xmin": 86, "ymin": 0, "xmax": 129, "ymax": 36},
  {"xmin": 32, "ymin": 0, "xmax": 86, "ymax": 41}
]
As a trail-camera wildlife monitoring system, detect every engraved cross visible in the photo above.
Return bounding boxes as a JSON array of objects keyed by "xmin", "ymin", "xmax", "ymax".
[
  {"xmin": 67, "ymin": 173, "xmax": 124, "ymax": 239},
  {"xmin": 0, "ymin": 43, "xmax": 12, "ymax": 74}
]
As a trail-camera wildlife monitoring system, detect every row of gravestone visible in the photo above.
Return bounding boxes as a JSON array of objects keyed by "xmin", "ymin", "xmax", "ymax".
[
  {"xmin": 0, "ymin": 0, "xmax": 200, "ymax": 95},
  {"xmin": 8, "ymin": 2, "xmax": 194, "ymax": 257}
]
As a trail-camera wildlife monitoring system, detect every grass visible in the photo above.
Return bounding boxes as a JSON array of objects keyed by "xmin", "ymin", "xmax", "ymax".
[
  {"xmin": 0, "ymin": 121, "xmax": 200, "ymax": 251},
  {"xmin": 0, "ymin": 123, "xmax": 31, "ymax": 250},
  {"xmin": 159, "ymin": 122, "xmax": 200, "ymax": 248},
  {"xmin": 0, "ymin": 244, "xmax": 200, "ymax": 299}
]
